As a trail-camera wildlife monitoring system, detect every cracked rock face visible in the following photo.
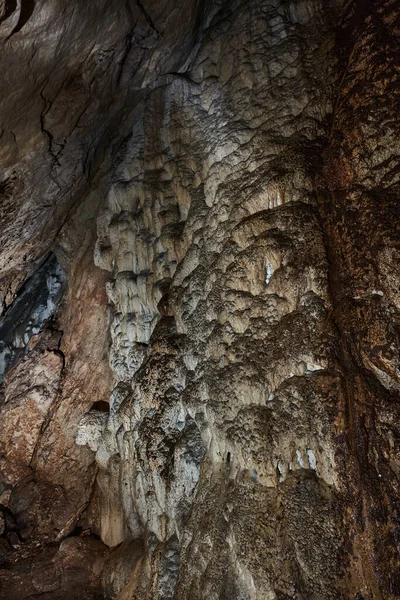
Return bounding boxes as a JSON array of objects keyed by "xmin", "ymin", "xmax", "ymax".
[{"xmin": 0, "ymin": 0, "xmax": 399, "ymax": 599}]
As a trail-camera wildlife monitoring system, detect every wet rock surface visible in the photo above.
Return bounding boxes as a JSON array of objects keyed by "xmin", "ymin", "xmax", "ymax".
[
  {"xmin": 0, "ymin": 252, "xmax": 65, "ymax": 382},
  {"xmin": 0, "ymin": 0, "xmax": 399, "ymax": 599}
]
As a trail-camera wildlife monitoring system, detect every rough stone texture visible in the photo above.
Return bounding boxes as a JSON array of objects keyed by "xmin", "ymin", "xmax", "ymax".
[
  {"xmin": 0, "ymin": 0, "xmax": 215, "ymax": 309},
  {"xmin": 0, "ymin": 536, "xmax": 109, "ymax": 599},
  {"xmin": 318, "ymin": 2, "xmax": 400, "ymax": 595},
  {"xmin": 0, "ymin": 252, "xmax": 65, "ymax": 382},
  {"xmin": 0, "ymin": 0, "xmax": 399, "ymax": 599}
]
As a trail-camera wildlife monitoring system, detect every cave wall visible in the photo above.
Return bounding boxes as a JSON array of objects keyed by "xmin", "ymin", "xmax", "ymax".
[{"xmin": 0, "ymin": 0, "xmax": 399, "ymax": 599}]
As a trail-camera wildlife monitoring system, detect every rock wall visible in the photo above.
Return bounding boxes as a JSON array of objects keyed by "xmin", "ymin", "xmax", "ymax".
[{"xmin": 0, "ymin": 0, "xmax": 399, "ymax": 599}]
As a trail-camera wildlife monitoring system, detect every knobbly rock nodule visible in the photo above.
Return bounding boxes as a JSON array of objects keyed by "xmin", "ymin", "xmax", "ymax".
[{"xmin": 0, "ymin": 0, "xmax": 399, "ymax": 598}]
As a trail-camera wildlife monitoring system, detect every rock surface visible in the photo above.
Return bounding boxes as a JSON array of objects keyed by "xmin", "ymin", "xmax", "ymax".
[{"xmin": 0, "ymin": 0, "xmax": 399, "ymax": 599}]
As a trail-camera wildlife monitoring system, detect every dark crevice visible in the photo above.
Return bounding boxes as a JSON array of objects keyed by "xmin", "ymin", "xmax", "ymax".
[
  {"xmin": 225, "ymin": 451, "xmax": 231, "ymax": 471},
  {"xmin": 136, "ymin": 0, "xmax": 159, "ymax": 35},
  {"xmin": 0, "ymin": 0, "xmax": 17, "ymax": 25},
  {"xmin": 67, "ymin": 525, "xmax": 83, "ymax": 537},
  {"xmin": 91, "ymin": 400, "xmax": 110, "ymax": 412},
  {"xmin": 39, "ymin": 85, "xmax": 61, "ymax": 169},
  {"xmin": 6, "ymin": 0, "xmax": 35, "ymax": 38}
]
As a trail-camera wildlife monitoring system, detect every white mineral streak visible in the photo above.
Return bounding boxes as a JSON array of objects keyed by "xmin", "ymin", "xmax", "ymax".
[{"xmin": 89, "ymin": 0, "xmax": 344, "ymax": 596}]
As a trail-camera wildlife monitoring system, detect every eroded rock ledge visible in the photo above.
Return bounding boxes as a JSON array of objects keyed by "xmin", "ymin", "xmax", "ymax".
[{"xmin": 0, "ymin": 0, "xmax": 399, "ymax": 599}]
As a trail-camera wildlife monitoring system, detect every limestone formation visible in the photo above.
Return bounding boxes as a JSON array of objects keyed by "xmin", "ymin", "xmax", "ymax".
[{"xmin": 0, "ymin": 0, "xmax": 399, "ymax": 599}]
